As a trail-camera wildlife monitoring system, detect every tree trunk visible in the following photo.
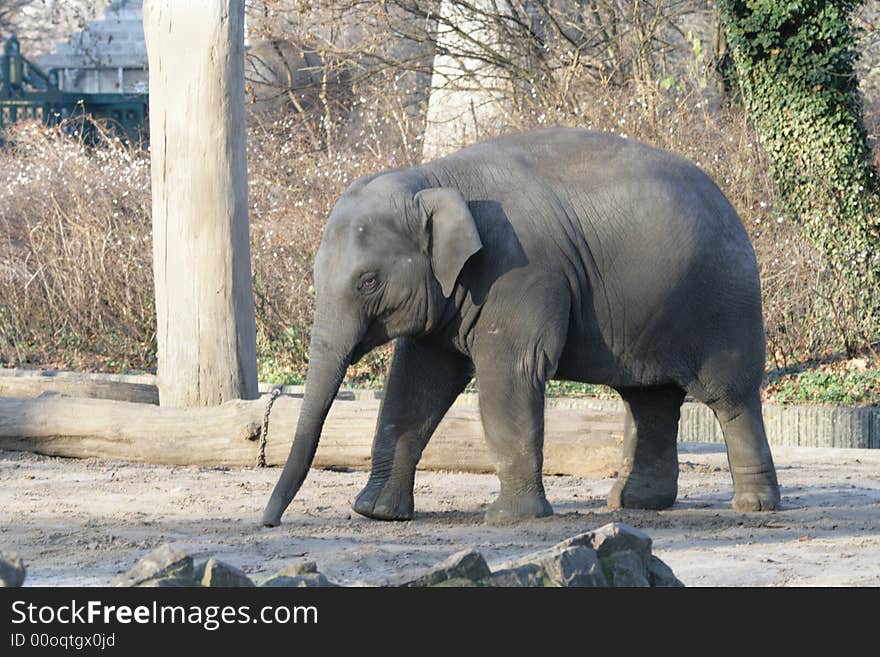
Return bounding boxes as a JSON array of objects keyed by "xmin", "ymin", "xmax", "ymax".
[
  {"xmin": 143, "ymin": 0, "xmax": 258, "ymax": 407},
  {"xmin": 421, "ymin": 0, "xmax": 513, "ymax": 160}
]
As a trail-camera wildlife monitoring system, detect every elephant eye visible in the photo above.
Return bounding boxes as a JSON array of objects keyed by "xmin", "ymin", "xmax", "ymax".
[{"xmin": 359, "ymin": 273, "xmax": 378, "ymax": 292}]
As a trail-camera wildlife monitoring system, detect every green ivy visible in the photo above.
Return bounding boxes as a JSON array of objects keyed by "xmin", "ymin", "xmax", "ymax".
[
  {"xmin": 767, "ymin": 368, "xmax": 880, "ymax": 405},
  {"xmin": 718, "ymin": 0, "xmax": 880, "ymax": 292}
]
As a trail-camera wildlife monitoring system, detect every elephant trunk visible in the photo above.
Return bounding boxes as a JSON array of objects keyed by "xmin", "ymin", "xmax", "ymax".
[{"xmin": 261, "ymin": 310, "xmax": 359, "ymax": 527}]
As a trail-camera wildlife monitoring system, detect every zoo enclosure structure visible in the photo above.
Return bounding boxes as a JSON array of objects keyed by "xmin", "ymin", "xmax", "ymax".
[{"xmin": 0, "ymin": 35, "xmax": 147, "ymax": 143}]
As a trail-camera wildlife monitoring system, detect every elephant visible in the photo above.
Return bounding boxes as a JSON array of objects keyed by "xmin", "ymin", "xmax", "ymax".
[{"xmin": 261, "ymin": 127, "xmax": 781, "ymax": 527}]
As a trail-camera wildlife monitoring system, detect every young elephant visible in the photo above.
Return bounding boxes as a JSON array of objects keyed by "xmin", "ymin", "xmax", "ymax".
[{"xmin": 261, "ymin": 128, "xmax": 780, "ymax": 527}]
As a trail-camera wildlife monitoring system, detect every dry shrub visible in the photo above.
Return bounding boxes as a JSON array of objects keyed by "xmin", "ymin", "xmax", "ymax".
[
  {"xmin": 0, "ymin": 106, "xmax": 413, "ymax": 381},
  {"xmin": 0, "ymin": 121, "xmax": 154, "ymax": 371},
  {"xmin": 1, "ymin": 90, "xmax": 875, "ymax": 380},
  {"xmin": 246, "ymin": 112, "xmax": 399, "ymax": 382}
]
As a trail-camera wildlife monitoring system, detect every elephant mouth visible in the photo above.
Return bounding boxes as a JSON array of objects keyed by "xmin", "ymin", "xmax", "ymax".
[{"xmin": 350, "ymin": 319, "xmax": 391, "ymax": 365}]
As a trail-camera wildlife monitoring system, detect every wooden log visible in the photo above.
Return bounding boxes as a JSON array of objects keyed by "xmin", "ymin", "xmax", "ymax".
[
  {"xmin": 0, "ymin": 369, "xmax": 349, "ymax": 405},
  {"xmin": 0, "ymin": 394, "xmax": 623, "ymax": 477},
  {"xmin": 0, "ymin": 370, "xmax": 159, "ymax": 405}
]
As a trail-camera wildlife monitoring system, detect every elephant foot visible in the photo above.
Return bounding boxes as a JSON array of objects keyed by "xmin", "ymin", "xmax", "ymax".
[
  {"xmin": 732, "ymin": 484, "xmax": 780, "ymax": 512},
  {"xmin": 353, "ymin": 477, "xmax": 414, "ymax": 521},
  {"xmin": 731, "ymin": 467, "xmax": 780, "ymax": 512},
  {"xmin": 607, "ymin": 472, "xmax": 677, "ymax": 510},
  {"xmin": 484, "ymin": 491, "xmax": 553, "ymax": 525}
]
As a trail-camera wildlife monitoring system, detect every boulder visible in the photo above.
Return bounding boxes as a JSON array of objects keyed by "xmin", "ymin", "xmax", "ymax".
[
  {"xmin": 200, "ymin": 559, "xmax": 254, "ymax": 588},
  {"xmin": 588, "ymin": 522, "xmax": 653, "ymax": 560},
  {"xmin": 403, "ymin": 550, "xmax": 491, "ymax": 587},
  {"xmin": 137, "ymin": 577, "xmax": 193, "ymax": 588},
  {"xmin": 274, "ymin": 560, "xmax": 318, "ymax": 577},
  {"xmin": 600, "ymin": 549, "xmax": 650, "ymax": 587},
  {"xmin": 0, "ymin": 553, "xmax": 26, "ymax": 587},
  {"xmin": 496, "ymin": 544, "xmax": 607, "ymax": 587},
  {"xmin": 646, "ymin": 555, "xmax": 685, "ymax": 587},
  {"xmin": 479, "ymin": 564, "xmax": 546, "ymax": 587},
  {"xmin": 492, "ymin": 523, "xmax": 682, "ymax": 588},
  {"xmin": 540, "ymin": 546, "xmax": 608, "ymax": 587},
  {"xmin": 430, "ymin": 577, "xmax": 480, "ymax": 587},
  {"xmin": 261, "ymin": 573, "xmax": 338, "ymax": 588},
  {"xmin": 113, "ymin": 544, "xmax": 194, "ymax": 587}
]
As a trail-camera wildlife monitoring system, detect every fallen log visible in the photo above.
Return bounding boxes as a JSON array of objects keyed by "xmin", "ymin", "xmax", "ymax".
[
  {"xmin": 0, "ymin": 368, "xmax": 353, "ymax": 404},
  {"xmin": 0, "ymin": 393, "xmax": 623, "ymax": 477},
  {"xmin": 0, "ymin": 369, "xmax": 159, "ymax": 404}
]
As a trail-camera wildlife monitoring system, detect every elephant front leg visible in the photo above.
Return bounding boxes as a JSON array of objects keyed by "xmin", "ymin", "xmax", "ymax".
[
  {"xmin": 476, "ymin": 366, "xmax": 553, "ymax": 524},
  {"xmin": 353, "ymin": 338, "xmax": 472, "ymax": 521}
]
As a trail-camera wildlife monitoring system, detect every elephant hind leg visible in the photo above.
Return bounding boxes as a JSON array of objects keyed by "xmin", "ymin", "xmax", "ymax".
[
  {"xmin": 608, "ymin": 384, "xmax": 685, "ymax": 510},
  {"xmin": 710, "ymin": 391, "xmax": 780, "ymax": 512}
]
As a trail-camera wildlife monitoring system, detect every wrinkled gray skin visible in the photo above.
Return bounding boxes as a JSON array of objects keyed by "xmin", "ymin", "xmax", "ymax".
[{"xmin": 261, "ymin": 128, "xmax": 780, "ymax": 527}]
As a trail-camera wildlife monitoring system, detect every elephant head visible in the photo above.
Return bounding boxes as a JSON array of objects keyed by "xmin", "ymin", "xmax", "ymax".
[{"xmin": 261, "ymin": 174, "xmax": 482, "ymax": 526}]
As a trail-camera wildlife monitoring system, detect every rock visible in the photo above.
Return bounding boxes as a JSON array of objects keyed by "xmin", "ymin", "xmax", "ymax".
[
  {"xmin": 274, "ymin": 560, "xmax": 318, "ymax": 577},
  {"xmin": 588, "ymin": 522, "xmax": 653, "ymax": 560},
  {"xmin": 479, "ymin": 564, "xmax": 546, "ymax": 587},
  {"xmin": 600, "ymin": 549, "xmax": 650, "ymax": 587},
  {"xmin": 494, "ymin": 540, "xmax": 608, "ymax": 588},
  {"xmin": 417, "ymin": 525, "xmax": 680, "ymax": 588},
  {"xmin": 0, "ymin": 553, "xmax": 26, "ymax": 587},
  {"xmin": 403, "ymin": 550, "xmax": 491, "ymax": 587},
  {"xmin": 200, "ymin": 559, "xmax": 254, "ymax": 587},
  {"xmin": 260, "ymin": 560, "xmax": 330, "ymax": 587},
  {"xmin": 113, "ymin": 544, "xmax": 194, "ymax": 587},
  {"xmin": 546, "ymin": 532, "xmax": 593, "ymax": 551},
  {"xmin": 137, "ymin": 577, "xmax": 193, "ymax": 588},
  {"xmin": 261, "ymin": 573, "xmax": 338, "ymax": 587},
  {"xmin": 430, "ymin": 577, "xmax": 480, "ymax": 587},
  {"xmin": 540, "ymin": 546, "xmax": 608, "ymax": 587},
  {"xmin": 496, "ymin": 523, "xmax": 647, "ymax": 570},
  {"xmin": 496, "ymin": 548, "xmax": 556, "ymax": 572},
  {"xmin": 647, "ymin": 555, "xmax": 685, "ymax": 587}
]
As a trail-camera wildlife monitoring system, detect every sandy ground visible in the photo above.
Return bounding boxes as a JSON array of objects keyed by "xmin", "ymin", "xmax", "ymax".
[{"xmin": 2, "ymin": 443, "xmax": 879, "ymax": 587}]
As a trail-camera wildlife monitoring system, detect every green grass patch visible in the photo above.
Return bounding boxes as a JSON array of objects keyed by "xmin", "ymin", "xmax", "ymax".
[{"xmin": 765, "ymin": 367, "xmax": 880, "ymax": 406}]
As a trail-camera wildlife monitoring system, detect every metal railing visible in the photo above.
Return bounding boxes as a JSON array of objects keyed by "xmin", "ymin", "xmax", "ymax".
[{"xmin": 1, "ymin": 34, "xmax": 147, "ymax": 143}]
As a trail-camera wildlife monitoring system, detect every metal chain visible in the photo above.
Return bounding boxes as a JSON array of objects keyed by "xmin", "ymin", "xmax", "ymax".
[{"xmin": 257, "ymin": 388, "xmax": 281, "ymax": 468}]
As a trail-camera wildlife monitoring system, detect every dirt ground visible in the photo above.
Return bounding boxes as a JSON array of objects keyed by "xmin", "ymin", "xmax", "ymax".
[{"xmin": 2, "ymin": 442, "xmax": 879, "ymax": 587}]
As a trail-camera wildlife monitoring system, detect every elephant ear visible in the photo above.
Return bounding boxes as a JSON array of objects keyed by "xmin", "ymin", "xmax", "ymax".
[{"xmin": 415, "ymin": 188, "xmax": 483, "ymax": 298}]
